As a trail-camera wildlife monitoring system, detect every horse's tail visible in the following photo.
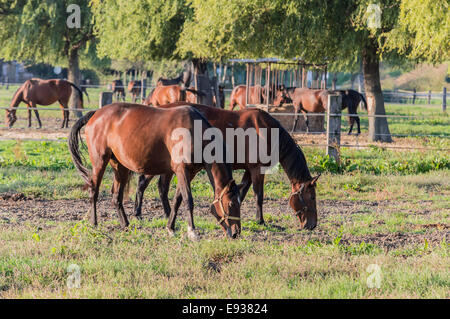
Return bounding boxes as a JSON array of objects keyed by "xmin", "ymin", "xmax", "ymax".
[
  {"xmin": 67, "ymin": 81, "xmax": 84, "ymax": 109},
  {"xmin": 68, "ymin": 110, "xmax": 96, "ymax": 186},
  {"xmin": 359, "ymin": 93, "xmax": 368, "ymax": 111}
]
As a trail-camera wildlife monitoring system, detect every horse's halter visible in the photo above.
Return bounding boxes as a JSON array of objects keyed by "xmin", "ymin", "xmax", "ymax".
[
  {"xmin": 289, "ymin": 184, "xmax": 308, "ymax": 217},
  {"xmin": 212, "ymin": 179, "xmax": 241, "ymax": 226}
]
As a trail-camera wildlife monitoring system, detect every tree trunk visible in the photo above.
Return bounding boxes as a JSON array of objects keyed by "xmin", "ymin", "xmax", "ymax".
[
  {"xmin": 68, "ymin": 48, "xmax": 82, "ymax": 118},
  {"xmin": 362, "ymin": 41, "xmax": 392, "ymax": 143},
  {"xmin": 331, "ymin": 73, "xmax": 338, "ymax": 90}
]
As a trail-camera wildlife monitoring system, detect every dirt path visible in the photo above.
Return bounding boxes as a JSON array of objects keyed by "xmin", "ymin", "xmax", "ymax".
[{"xmin": 0, "ymin": 193, "xmax": 447, "ymax": 251}]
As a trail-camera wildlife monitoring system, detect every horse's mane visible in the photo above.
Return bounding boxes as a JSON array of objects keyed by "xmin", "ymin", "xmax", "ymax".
[
  {"xmin": 276, "ymin": 119, "xmax": 312, "ymax": 183},
  {"xmin": 9, "ymin": 85, "xmax": 24, "ymax": 109}
]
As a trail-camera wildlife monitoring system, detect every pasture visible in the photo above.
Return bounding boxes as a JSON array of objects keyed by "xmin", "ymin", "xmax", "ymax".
[{"xmin": 0, "ymin": 84, "xmax": 448, "ymax": 298}]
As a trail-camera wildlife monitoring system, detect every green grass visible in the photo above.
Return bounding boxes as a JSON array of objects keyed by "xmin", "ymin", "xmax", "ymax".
[{"xmin": 0, "ymin": 89, "xmax": 449, "ymax": 298}]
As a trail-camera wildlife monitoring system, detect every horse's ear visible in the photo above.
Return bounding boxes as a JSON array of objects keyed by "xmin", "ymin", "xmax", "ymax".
[{"xmin": 310, "ymin": 174, "xmax": 321, "ymax": 186}]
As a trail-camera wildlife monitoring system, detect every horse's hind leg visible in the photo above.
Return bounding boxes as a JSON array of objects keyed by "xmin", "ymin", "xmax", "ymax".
[
  {"xmin": 110, "ymin": 159, "xmax": 130, "ymax": 229},
  {"xmin": 356, "ymin": 116, "xmax": 361, "ymax": 134},
  {"xmin": 134, "ymin": 174, "xmax": 154, "ymax": 219},
  {"xmin": 348, "ymin": 116, "xmax": 354, "ymax": 135},
  {"xmin": 88, "ymin": 154, "xmax": 110, "ymax": 227}
]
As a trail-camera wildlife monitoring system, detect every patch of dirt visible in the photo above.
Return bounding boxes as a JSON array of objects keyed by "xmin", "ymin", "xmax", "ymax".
[{"xmin": 0, "ymin": 195, "xmax": 448, "ymax": 250}]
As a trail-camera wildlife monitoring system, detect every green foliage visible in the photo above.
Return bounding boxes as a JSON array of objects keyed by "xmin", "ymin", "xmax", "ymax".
[
  {"xmin": 0, "ymin": 0, "xmax": 98, "ymax": 66},
  {"xmin": 92, "ymin": 0, "xmax": 190, "ymax": 61},
  {"xmin": 383, "ymin": 0, "xmax": 449, "ymax": 64}
]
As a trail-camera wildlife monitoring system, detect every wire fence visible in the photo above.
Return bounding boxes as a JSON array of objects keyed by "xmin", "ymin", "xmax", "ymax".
[{"xmin": 0, "ymin": 104, "xmax": 448, "ymax": 152}]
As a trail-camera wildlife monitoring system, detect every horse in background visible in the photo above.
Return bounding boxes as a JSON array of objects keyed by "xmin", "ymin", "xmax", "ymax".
[
  {"xmin": 213, "ymin": 85, "xmax": 225, "ymax": 108},
  {"xmin": 80, "ymin": 79, "xmax": 91, "ymax": 103},
  {"xmin": 111, "ymin": 79, "xmax": 126, "ymax": 102},
  {"xmin": 157, "ymin": 69, "xmax": 192, "ymax": 87},
  {"xmin": 229, "ymin": 85, "xmax": 266, "ymax": 110},
  {"xmin": 143, "ymin": 85, "xmax": 204, "ymax": 106},
  {"xmin": 274, "ymin": 87, "xmax": 327, "ymax": 132},
  {"xmin": 331, "ymin": 89, "xmax": 367, "ymax": 135},
  {"xmin": 5, "ymin": 78, "xmax": 85, "ymax": 129},
  {"xmin": 127, "ymin": 80, "xmax": 143, "ymax": 103}
]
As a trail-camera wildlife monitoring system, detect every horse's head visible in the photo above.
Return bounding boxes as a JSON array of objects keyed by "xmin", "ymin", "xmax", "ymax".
[
  {"xmin": 211, "ymin": 179, "xmax": 241, "ymax": 238},
  {"xmin": 274, "ymin": 86, "xmax": 291, "ymax": 107},
  {"xmin": 289, "ymin": 175, "xmax": 320, "ymax": 230},
  {"xmin": 5, "ymin": 109, "xmax": 17, "ymax": 128}
]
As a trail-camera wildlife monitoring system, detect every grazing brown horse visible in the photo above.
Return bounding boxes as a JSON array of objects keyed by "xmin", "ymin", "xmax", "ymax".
[
  {"xmin": 332, "ymin": 89, "xmax": 367, "ymax": 134},
  {"xmin": 143, "ymin": 85, "xmax": 204, "ymax": 106},
  {"xmin": 135, "ymin": 102, "xmax": 320, "ymax": 230},
  {"xmin": 274, "ymin": 87, "xmax": 328, "ymax": 132},
  {"xmin": 68, "ymin": 103, "xmax": 241, "ymax": 239},
  {"xmin": 111, "ymin": 79, "xmax": 126, "ymax": 102},
  {"xmin": 5, "ymin": 78, "xmax": 84, "ymax": 129},
  {"xmin": 229, "ymin": 85, "xmax": 266, "ymax": 110},
  {"xmin": 127, "ymin": 80, "xmax": 143, "ymax": 103}
]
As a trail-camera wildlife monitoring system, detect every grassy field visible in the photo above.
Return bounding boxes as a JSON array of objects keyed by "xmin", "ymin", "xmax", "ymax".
[{"xmin": 0, "ymin": 84, "xmax": 449, "ymax": 298}]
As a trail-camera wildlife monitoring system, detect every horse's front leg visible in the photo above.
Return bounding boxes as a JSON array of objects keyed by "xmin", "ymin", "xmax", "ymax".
[
  {"xmin": 31, "ymin": 103, "xmax": 42, "ymax": 129},
  {"xmin": 27, "ymin": 106, "xmax": 32, "ymax": 128}
]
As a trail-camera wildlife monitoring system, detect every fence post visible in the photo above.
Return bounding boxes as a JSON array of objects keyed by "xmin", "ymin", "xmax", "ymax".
[
  {"xmin": 412, "ymin": 88, "xmax": 416, "ymax": 104},
  {"xmin": 443, "ymin": 87, "xmax": 447, "ymax": 112},
  {"xmin": 428, "ymin": 90, "xmax": 431, "ymax": 105},
  {"xmin": 326, "ymin": 93, "xmax": 342, "ymax": 163},
  {"xmin": 99, "ymin": 92, "xmax": 113, "ymax": 108}
]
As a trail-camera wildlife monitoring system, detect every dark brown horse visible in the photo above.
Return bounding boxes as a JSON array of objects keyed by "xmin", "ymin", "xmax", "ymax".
[
  {"xmin": 127, "ymin": 80, "xmax": 142, "ymax": 103},
  {"xmin": 331, "ymin": 89, "xmax": 367, "ymax": 134},
  {"xmin": 68, "ymin": 103, "xmax": 241, "ymax": 239},
  {"xmin": 135, "ymin": 102, "xmax": 320, "ymax": 230},
  {"xmin": 5, "ymin": 78, "xmax": 84, "ymax": 129},
  {"xmin": 143, "ymin": 85, "xmax": 204, "ymax": 106},
  {"xmin": 229, "ymin": 85, "xmax": 266, "ymax": 110},
  {"xmin": 111, "ymin": 79, "xmax": 126, "ymax": 102},
  {"xmin": 213, "ymin": 85, "xmax": 225, "ymax": 108},
  {"xmin": 274, "ymin": 87, "xmax": 328, "ymax": 132}
]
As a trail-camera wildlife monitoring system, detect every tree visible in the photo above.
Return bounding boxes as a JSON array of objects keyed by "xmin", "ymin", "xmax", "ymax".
[
  {"xmin": 0, "ymin": 0, "xmax": 98, "ymax": 116},
  {"xmin": 176, "ymin": 0, "xmax": 400, "ymax": 142},
  {"xmin": 92, "ymin": 0, "xmax": 189, "ymax": 62}
]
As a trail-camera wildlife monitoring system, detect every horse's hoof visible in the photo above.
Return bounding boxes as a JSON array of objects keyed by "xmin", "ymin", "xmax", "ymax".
[{"xmin": 187, "ymin": 227, "xmax": 199, "ymax": 241}]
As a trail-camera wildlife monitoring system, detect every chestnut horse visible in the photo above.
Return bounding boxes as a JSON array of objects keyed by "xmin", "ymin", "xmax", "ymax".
[
  {"xmin": 135, "ymin": 102, "xmax": 320, "ymax": 230},
  {"xmin": 68, "ymin": 103, "xmax": 241, "ymax": 239},
  {"xmin": 5, "ymin": 78, "xmax": 84, "ymax": 129},
  {"xmin": 274, "ymin": 87, "xmax": 328, "ymax": 132},
  {"xmin": 143, "ymin": 85, "xmax": 204, "ymax": 106},
  {"xmin": 111, "ymin": 79, "xmax": 126, "ymax": 102},
  {"xmin": 229, "ymin": 85, "xmax": 266, "ymax": 110},
  {"xmin": 127, "ymin": 80, "xmax": 142, "ymax": 103}
]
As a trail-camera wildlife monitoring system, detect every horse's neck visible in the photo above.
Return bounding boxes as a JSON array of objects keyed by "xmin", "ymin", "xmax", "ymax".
[
  {"xmin": 9, "ymin": 89, "xmax": 23, "ymax": 111},
  {"xmin": 278, "ymin": 129, "xmax": 312, "ymax": 184},
  {"xmin": 209, "ymin": 163, "xmax": 232, "ymax": 197}
]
